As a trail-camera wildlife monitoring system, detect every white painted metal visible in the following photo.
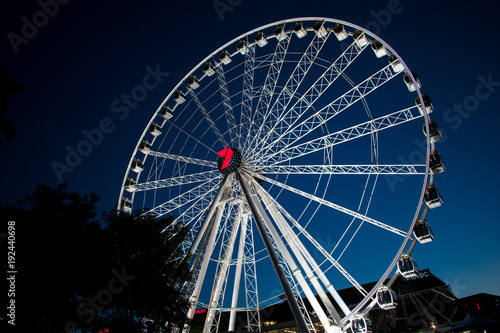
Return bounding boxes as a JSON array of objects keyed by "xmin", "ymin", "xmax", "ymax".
[
  {"xmin": 256, "ymin": 183, "xmax": 343, "ymax": 324},
  {"xmin": 228, "ymin": 210, "xmax": 248, "ymax": 331},
  {"xmin": 118, "ymin": 17, "xmax": 439, "ymax": 333},
  {"xmin": 186, "ymin": 204, "xmax": 225, "ymax": 322},
  {"xmin": 204, "ymin": 205, "xmax": 242, "ymax": 333}
]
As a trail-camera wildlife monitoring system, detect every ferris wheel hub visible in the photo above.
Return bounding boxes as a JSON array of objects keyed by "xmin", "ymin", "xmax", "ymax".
[{"xmin": 217, "ymin": 147, "xmax": 242, "ymax": 175}]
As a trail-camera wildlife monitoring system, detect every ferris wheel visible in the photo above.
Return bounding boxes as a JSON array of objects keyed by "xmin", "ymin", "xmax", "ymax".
[{"xmin": 118, "ymin": 17, "xmax": 445, "ymax": 333}]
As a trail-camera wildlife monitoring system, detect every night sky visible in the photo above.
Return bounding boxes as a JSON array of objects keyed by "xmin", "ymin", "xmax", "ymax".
[{"xmin": 2, "ymin": 0, "xmax": 500, "ymax": 303}]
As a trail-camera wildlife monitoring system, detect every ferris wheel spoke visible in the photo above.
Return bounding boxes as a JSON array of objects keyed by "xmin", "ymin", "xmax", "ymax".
[
  {"xmin": 243, "ymin": 23, "xmax": 292, "ymax": 152},
  {"xmin": 247, "ymin": 30, "xmax": 331, "ymax": 155},
  {"xmin": 262, "ymin": 106, "xmax": 421, "ymax": 167},
  {"xmin": 251, "ymin": 172, "xmax": 407, "ymax": 237},
  {"xmin": 263, "ymin": 164, "xmax": 425, "ymax": 175},
  {"xmin": 252, "ymin": 180, "xmax": 368, "ymax": 299},
  {"xmin": 259, "ymin": 64, "xmax": 400, "ymax": 158},
  {"xmin": 142, "ymin": 177, "xmax": 220, "ymax": 218},
  {"xmin": 168, "ymin": 120, "xmax": 218, "ymax": 154},
  {"xmin": 189, "ymin": 88, "xmax": 229, "ymax": 147},
  {"xmin": 214, "ymin": 63, "xmax": 239, "ymax": 146},
  {"xmin": 246, "ymin": 40, "xmax": 367, "ymax": 160},
  {"xmin": 130, "ymin": 170, "xmax": 221, "ymax": 192},
  {"xmin": 238, "ymin": 40, "xmax": 256, "ymax": 149},
  {"xmin": 146, "ymin": 150, "xmax": 218, "ymax": 168}
]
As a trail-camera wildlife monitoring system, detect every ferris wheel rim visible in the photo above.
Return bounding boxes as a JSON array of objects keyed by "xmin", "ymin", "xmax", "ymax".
[{"xmin": 116, "ymin": 17, "xmax": 435, "ymax": 331}]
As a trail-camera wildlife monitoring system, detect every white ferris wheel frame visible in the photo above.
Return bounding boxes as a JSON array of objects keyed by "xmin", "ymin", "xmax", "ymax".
[{"xmin": 116, "ymin": 17, "xmax": 441, "ymax": 333}]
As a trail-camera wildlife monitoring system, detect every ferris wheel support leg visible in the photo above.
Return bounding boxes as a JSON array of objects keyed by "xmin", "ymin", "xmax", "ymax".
[
  {"xmin": 204, "ymin": 205, "xmax": 243, "ymax": 333},
  {"xmin": 186, "ymin": 205, "xmax": 226, "ymax": 322},
  {"xmin": 254, "ymin": 184, "xmax": 342, "ymax": 324},
  {"xmin": 250, "ymin": 185, "xmax": 334, "ymax": 333},
  {"xmin": 253, "ymin": 182, "xmax": 352, "ymax": 318},
  {"xmin": 236, "ymin": 170, "xmax": 310, "ymax": 333},
  {"xmin": 188, "ymin": 175, "xmax": 231, "ymax": 257},
  {"xmin": 229, "ymin": 212, "xmax": 249, "ymax": 332}
]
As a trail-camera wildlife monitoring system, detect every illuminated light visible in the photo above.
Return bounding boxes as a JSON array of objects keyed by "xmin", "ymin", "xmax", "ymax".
[
  {"xmin": 194, "ymin": 308, "xmax": 207, "ymax": 315},
  {"xmin": 477, "ymin": 302, "xmax": 481, "ymax": 310}
]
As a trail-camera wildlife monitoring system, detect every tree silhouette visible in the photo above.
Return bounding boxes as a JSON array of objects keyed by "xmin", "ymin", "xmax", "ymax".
[
  {"xmin": 1, "ymin": 184, "xmax": 191, "ymax": 332},
  {"xmin": 101, "ymin": 210, "xmax": 192, "ymax": 332}
]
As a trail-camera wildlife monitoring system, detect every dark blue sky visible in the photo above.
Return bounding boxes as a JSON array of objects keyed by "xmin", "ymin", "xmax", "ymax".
[{"xmin": 2, "ymin": 0, "xmax": 500, "ymax": 300}]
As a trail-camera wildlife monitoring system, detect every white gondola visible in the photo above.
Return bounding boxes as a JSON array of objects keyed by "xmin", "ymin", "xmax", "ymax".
[
  {"xmin": 415, "ymin": 93, "xmax": 434, "ymax": 114},
  {"xmin": 237, "ymin": 40, "xmax": 248, "ymax": 55},
  {"xmin": 139, "ymin": 140, "xmax": 151, "ymax": 154},
  {"xmin": 121, "ymin": 198, "xmax": 133, "ymax": 213},
  {"xmin": 371, "ymin": 40, "xmax": 387, "ymax": 58},
  {"xmin": 424, "ymin": 185, "xmax": 443, "ymax": 209},
  {"xmin": 388, "ymin": 54, "xmax": 404, "ymax": 73},
  {"xmin": 403, "ymin": 71, "xmax": 422, "ymax": 92},
  {"xmin": 274, "ymin": 25, "xmax": 287, "ymax": 41},
  {"xmin": 131, "ymin": 159, "xmax": 144, "ymax": 173},
  {"xmin": 353, "ymin": 30, "xmax": 369, "ymax": 47},
  {"xmin": 161, "ymin": 106, "xmax": 173, "ymax": 120},
  {"xmin": 413, "ymin": 220, "xmax": 434, "ymax": 244},
  {"xmin": 254, "ymin": 32, "xmax": 268, "ymax": 47},
  {"xmin": 429, "ymin": 151, "xmax": 445, "ymax": 174},
  {"xmin": 313, "ymin": 21, "xmax": 327, "ymax": 38},
  {"xmin": 219, "ymin": 50, "xmax": 232, "ymax": 65},
  {"xmin": 174, "ymin": 91, "xmax": 186, "ymax": 104},
  {"xmin": 423, "ymin": 120, "xmax": 442, "ymax": 143},
  {"xmin": 149, "ymin": 123, "xmax": 162, "ymax": 136},
  {"xmin": 376, "ymin": 286, "xmax": 398, "ymax": 310},
  {"xmin": 188, "ymin": 76, "xmax": 200, "ymax": 90},
  {"xmin": 293, "ymin": 22, "xmax": 307, "ymax": 38},
  {"xmin": 398, "ymin": 254, "xmax": 419, "ymax": 278},
  {"xmin": 333, "ymin": 23, "xmax": 348, "ymax": 41},
  {"xmin": 124, "ymin": 178, "xmax": 137, "ymax": 193},
  {"xmin": 350, "ymin": 315, "xmax": 373, "ymax": 333},
  {"xmin": 203, "ymin": 62, "xmax": 215, "ymax": 76}
]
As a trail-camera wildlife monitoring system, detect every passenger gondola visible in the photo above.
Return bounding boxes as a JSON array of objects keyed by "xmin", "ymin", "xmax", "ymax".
[
  {"xmin": 174, "ymin": 91, "xmax": 186, "ymax": 104},
  {"xmin": 188, "ymin": 76, "xmax": 200, "ymax": 90},
  {"xmin": 149, "ymin": 123, "xmax": 162, "ymax": 136},
  {"xmin": 333, "ymin": 24, "xmax": 348, "ymax": 41},
  {"xmin": 313, "ymin": 21, "xmax": 327, "ymax": 38},
  {"xmin": 424, "ymin": 185, "xmax": 443, "ymax": 209},
  {"xmin": 353, "ymin": 30, "xmax": 368, "ymax": 47},
  {"xmin": 350, "ymin": 315, "xmax": 373, "ymax": 333},
  {"xmin": 376, "ymin": 286, "xmax": 398, "ymax": 310},
  {"xmin": 415, "ymin": 93, "xmax": 434, "ymax": 114},
  {"xmin": 139, "ymin": 140, "xmax": 151, "ymax": 154},
  {"xmin": 203, "ymin": 62, "xmax": 215, "ymax": 76},
  {"xmin": 398, "ymin": 254, "xmax": 419, "ymax": 278},
  {"xmin": 124, "ymin": 178, "xmax": 137, "ymax": 193},
  {"xmin": 413, "ymin": 220, "xmax": 434, "ymax": 244},
  {"xmin": 274, "ymin": 26, "xmax": 287, "ymax": 41},
  {"xmin": 293, "ymin": 22, "xmax": 307, "ymax": 38},
  {"xmin": 423, "ymin": 120, "xmax": 442, "ymax": 143},
  {"xmin": 131, "ymin": 159, "xmax": 144, "ymax": 173},
  {"xmin": 237, "ymin": 40, "xmax": 248, "ymax": 54},
  {"xmin": 371, "ymin": 40, "xmax": 387, "ymax": 58},
  {"xmin": 121, "ymin": 198, "xmax": 133, "ymax": 213},
  {"xmin": 403, "ymin": 71, "xmax": 421, "ymax": 92},
  {"xmin": 255, "ymin": 32, "xmax": 268, "ymax": 47},
  {"xmin": 388, "ymin": 54, "xmax": 404, "ymax": 73},
  {"xmin": 219, "ymin": 50, "xmax": 232, "ymax": 65},
  {"xmin": 429, "ymin": 151, "xmax": 445, "ymax": 174},
  {"xmin": 161, "ymin": 106, "xmax": 174, "ymax": 120}
]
